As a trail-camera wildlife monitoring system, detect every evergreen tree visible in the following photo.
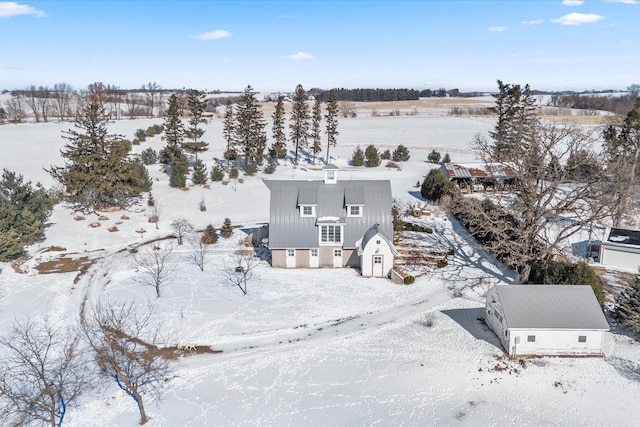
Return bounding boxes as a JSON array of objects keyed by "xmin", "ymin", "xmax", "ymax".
[
  {"xmin": 235, "ymin": 85, "xmax": 267, "ymax": 171},
  {"xmin": 421, "ymin": 168, "xmax": 455, "ymax": 202},
  {"xmin": 324, "ymin": 89, "xmax": 339, "ymax": 164},
  {"xmin": 48, "ymin": 85, "xmax": 150, "ymax": 209},
  {"xmin": 169, "ymin": 163, "xmax": 187, "ymax": 188},
  {"xmin": 602, "ymin": 98, "xmax": 640, "ymax": 226},
  {"xmin": 160, "ymin": 93, "xmax": 185, "ymax": 166},
  {"xmin": 270, "ymin": 96, "xmax": 287, "ymax": 159},
  {"xmin": 192, "ymin": 159, "xmax": 207, "ymax": 185},
  {"xmin": 310, "ymin": 96, "xmax": 323, "ymax": 164},
  {"xmin": 351, "ymin": 146, "xmax": 364, "ymax": 166},
  {"xmin": 201, "ymin": 224, "xmax": 219, "ymax": 244},
  {"xmin": 364, "ymin": 144, "xmax": 380, "ymax": 167},
  {"xmin": 381, "ymin": 149, "xmax": 391, "ymax": 160},
  {"xmin": 140, "ymin": 148, "xmax": 157, "ymax": 165},
  {"xmin": 392, "ymin": 144, "xmax": 410, "ymax": 162},
  {"xmin": 0, "ymin": 169, "xmax": 53, "ymax": 261},
  {"xmin": 210, "ymin": 164, "xmax": 225, "ymax": 182},
  {"xmin": 220, "ymin": 218, "xmax": 234, "ymax": 239},
  {"xmin": 615, "ymin": 269, "xmax": 640, "ymax": 334},
  {"xmin": 427, "ymin": 149, "xmax": 441, "ymax": 163},
  {"xmin": 183, "ymin": 89, "xmax": 210, "ymax": 163},
  {"xmin": 442, "ymin": 152, "xmax": 451, "ymax": 164},
  {"xmin": 489, "ymin": 80, "xmax": 538, "ymax": 162},
  {"xmin": 290, "ymin": 84, "xmax": 310, "ymax": 164},
  {"xmin": 223, "ymin": 100, "xmax": 237, "ymax": 162}
]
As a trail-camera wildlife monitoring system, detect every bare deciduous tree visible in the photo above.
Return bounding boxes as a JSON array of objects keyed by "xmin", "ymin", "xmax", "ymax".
[
  {"xmin": 171, "ymin": 218, "xmax": 193, "ymax": 245},
  {"xmin": 134, "ymin": 244, "xmax": 174, "ymax": 297},
  {"xmin": 189, "ymin": 232, "xmax": 208, "ymax": 271},
  {"xmin": 82, "ymin": 302, "xmax": 170, "ymax": 425},
  {"xmin": 338, "ymin": 100, "xmax": 356, "ymax": 118},
  {"xmin": 228, "ymin": 237, "xmax": 262, "ymax": 295},
  {"xmin": 6, "ymin": 95, "xmax": 26, "ymax": 123},
  {"xmin": 52, "ymin": 82, "xmax": 74, "ymax": 122},
  {"xmin": 0, "ymin": 318, "xmax": 89, "ymax": 427},
  {"xmin": 124, "ymin": 92, "xmax": 143, "ymax": 119}
]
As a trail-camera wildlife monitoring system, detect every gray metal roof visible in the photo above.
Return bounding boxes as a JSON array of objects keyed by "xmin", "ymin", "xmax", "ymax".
[
  {"xmin": 264, "ymin": 179, "xmax": 393, "ymax": 249},
  {"xmin": 490, "ymin": 285, "xmax": 609, "ymax": 330}
]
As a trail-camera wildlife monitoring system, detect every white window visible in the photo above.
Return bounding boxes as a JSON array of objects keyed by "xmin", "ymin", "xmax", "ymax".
[
  {"xmin": 300, "ymin": 205, "xmax": 315, "ymax": 217},
  {"xmin": 333, "ymin": 249, "xmax": 342, "ymax": 257},
  {"xmin": 320, "ymin": 225, "xmax": 343, "ymax": 244},
  {"xmin": 527, "ymin": 335, "xmax": 536, "ymax": 343},
  {"xmin": 286, "ymin": 249, "xmax": 295, "ymax": 257},
  {"xmin": 373, "ymin": 256, "xmax": 382, "ymax": 264},
  {"xmin": 310, "ymin": 249, "xmax": 318, "ymax": 257},
  {"xmin": 578, "ymin": 335, "xmax": 587, "ymax": 343},
  {"xmin": 347, "ymin": 205, "xmax": 363, "ymax": 217}
]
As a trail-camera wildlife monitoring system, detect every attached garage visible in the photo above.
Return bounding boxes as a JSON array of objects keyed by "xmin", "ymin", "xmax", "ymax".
[{"xmin": 485, "ymin": 285, "xmax": 609, "ymax": 357}]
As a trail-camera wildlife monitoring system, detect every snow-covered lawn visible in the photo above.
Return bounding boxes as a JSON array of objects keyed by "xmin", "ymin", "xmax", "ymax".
[{"xmin": 1, "ymin": 111, "xmax": 640, "ymax": 426}]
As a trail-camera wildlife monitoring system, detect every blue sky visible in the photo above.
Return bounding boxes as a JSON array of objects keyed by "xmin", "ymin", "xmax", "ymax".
[{"xmin": 1, "ymin": 0, "xmax": 638, "ymax": 92}]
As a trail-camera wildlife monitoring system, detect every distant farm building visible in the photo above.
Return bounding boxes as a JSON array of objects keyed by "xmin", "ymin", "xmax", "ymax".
[
  {"xmin": 485, "ymin": 285, "xmax": 609, "ymax": 357},
  {"xmin": 600, "ymin": 227, "xmax": 640, "ymax": 271},
  {"xmin": 439, "ymin": 162, "xmax": 517, "ymax": 192}
]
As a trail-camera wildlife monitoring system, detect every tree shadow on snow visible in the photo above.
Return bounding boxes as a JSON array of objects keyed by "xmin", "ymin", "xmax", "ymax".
[
  {"xmin": 441, "ymin": 307, "xmax": 503, "ymax": 351},
  {"xmin": 605, "ymin": 356, "xmax": 640, "ymax": 383}
]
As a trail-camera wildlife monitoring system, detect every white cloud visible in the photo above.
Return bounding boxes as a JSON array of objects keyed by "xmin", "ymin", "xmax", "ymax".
[
  {"xmin": 605, "ymin": 0, "xmax": 637, "ymax": 4},
  {"xmin": 562, "ymin": 0, "xmax": 584, "ymax": 5},
  {"xmin": 488, "ymin": 26, "xmax": 506, "ymax": 32},
  {"xmin": 521, "ymin": 19, "xmax": 544, "ymax": 25},
  {"xmin": 287, "ymin": 52, "xmax": 314, "ymax": 60},
  {"xmin": 0, "ymin": 2, "xmax": 46, "ymax": 18},
  {"xmin": 552, "ymin": 12, "xmax": 604, "ymax": 25},
  {"xmin": 195, "ymin": 30, "xmax": 232, "ymax": 40}
]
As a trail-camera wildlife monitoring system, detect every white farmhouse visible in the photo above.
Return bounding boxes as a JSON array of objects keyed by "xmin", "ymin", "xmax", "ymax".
[
  {"xmin": 264, "ymin": 165, "xmax": 396, "ymax": 278},
  {"xmin": 600, "ymin": 227, "xmax": 640, "ymax": 271},
  {"xmin": 485, "ymin": 285, "xmax": 609, "ymax": 357}
]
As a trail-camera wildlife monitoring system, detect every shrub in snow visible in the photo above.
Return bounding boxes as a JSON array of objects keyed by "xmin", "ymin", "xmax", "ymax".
[
  {"xmin": 140, "ymin": 148, "xmax": 158, "ymax": 165},
  {"xmin": 427, "ymin": 149, "xmax": 441, "ymax": 163},
  {"xmin": 392, "ymin": 144, "xmax": 410, "ymax": 162},
  {"xmin": 381, "ymin": 149, "xmax": 391, "ymax": 160},
  {"xmin": 351, "ymin": 146, "xmax": 364, "ymax": 166},
  {"xmin": 220, "ymin": 218, "xmax": 234, "ymax": 239},
  {"xmin": 403, "ymin": 275, "xmax": 415, "ymax": 285},
  {"xmin": 365, "ymin": 144, "xmax": 380, "ymax": 167},
  {"xmin": 210, "ymin": 164, "xmax": 225, "ymax": 182}
]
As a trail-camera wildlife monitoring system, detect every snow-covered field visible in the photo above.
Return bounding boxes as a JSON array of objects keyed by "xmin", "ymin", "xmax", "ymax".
[{"xmin": 1, "ymin": 108, "xmax": 640, "ymax": 426}]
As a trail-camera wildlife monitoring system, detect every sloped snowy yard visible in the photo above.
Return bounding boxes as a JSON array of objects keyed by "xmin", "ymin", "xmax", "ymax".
[{"xmin": 1, "ymin": 111, "xmax": 640, "ymax": 426}]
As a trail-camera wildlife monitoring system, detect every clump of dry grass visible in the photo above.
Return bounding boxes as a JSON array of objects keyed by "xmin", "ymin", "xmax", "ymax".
[
  {"xmin": 74, "ymin": 215, "xmax": 86, "ymax": 221},
  {"xmin": 98, "ymin": 215, "xmax": 109, "ymax": 221},
  {"xmin": 88, "ymin": 222, "xmax": 101, "ymax": 228},
  {"xmin": 108, "ymin": 226, "xmax": 119, "ymax": 232}
]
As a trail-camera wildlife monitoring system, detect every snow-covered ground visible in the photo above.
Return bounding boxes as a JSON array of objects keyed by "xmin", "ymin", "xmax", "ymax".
[{"xmin": 1, "ymin": 109, "xmax": 640, "ymax": 426}]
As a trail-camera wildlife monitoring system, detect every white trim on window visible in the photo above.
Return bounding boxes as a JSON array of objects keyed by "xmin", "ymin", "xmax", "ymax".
[
  {"xmin": 300, "ymin": 205, "xmax": 316, "ymax": 217},
  {"xmin": 310, "ymin": 248, "xmax": 319, "ymax": 257},
  {"xmin": 286, "ymin": 249, "xmax": 296, "ymax": 257},
  {"xmin": 347, "ymin": 205, "xmax": 363, "ymax": 217},
  {"xmin": 319, "ymin": 224, "xmax": 343, "ymax": 245}
]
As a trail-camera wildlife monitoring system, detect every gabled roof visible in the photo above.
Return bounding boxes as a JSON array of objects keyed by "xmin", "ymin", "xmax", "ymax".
[
  {"xmin": 356, "ymin": 224, "xmax": 398, "ymax": 256},
  {"xmin": 489, "ymin": 285, "xmax": 609, "ymax": 330},
  {"xmin": 264, "ymin": 179, "xmax": 393, "ymax": 249}
]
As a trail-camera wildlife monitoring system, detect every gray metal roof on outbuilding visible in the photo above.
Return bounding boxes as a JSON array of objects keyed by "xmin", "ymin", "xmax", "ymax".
[{"xmin": 490, "ymin": 285, "xmax": 609, "ymax": 330}]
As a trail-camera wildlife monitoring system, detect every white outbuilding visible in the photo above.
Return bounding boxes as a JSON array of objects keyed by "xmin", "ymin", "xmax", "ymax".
[
  {"xmin": 600, "ymin": 227, "xmax": 640, "ymax": 271},
  {"xmin": 485, "ymin": 285, "xmax": 609, "ymax": 357},
  {"xmin": 356, "ymin": 225, "xmax": 398, "ymax": 278}
]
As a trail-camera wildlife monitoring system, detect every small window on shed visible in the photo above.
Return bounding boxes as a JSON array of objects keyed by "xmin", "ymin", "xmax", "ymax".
[
  {"xmin": 527, "ymin": 335, "xmax": 536, "ymax": 343},
  {"xmin": 578, "ymin": 335, "xmax": 587, "ymax": 343}
]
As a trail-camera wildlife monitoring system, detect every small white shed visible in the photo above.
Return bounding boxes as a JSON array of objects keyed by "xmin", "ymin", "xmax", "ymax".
[
  {"xmin": 600, "ymin": 227, "xmax": 640, "ymax": 271},
  {"xmin": 485, "ymin": 285, "xmax": 609, "ymax": 357},
  {"xmin": 356, "ymin": 225, "xmax": 397, "ymax": 278}
]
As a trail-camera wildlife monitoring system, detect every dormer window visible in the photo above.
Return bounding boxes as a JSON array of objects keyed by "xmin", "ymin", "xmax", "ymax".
[
  {"xmin": 300, "ymin": 205, "xmax": 316, "ymax": 217},
  {"xmin": 347, "ymin": 205, "xmax": 363, "ymax": 217}
]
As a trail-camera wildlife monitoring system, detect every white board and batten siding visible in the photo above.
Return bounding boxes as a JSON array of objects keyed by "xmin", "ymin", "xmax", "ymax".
[
  {"xmin": 485, "ymin": 285, "xmax": 609, "ymax": 357},
  {"xmin": 357, "ymin": 228, "xmax": 397, "ymax": 278}
]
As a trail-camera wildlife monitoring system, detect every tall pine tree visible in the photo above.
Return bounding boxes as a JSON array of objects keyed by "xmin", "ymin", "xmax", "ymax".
[
  {"xmin": 271, "ymin": 96, "xmax": 287, "ymax": 159},
  {"xmin": 310, "ymin": 95, "xmax": 323, "ymax": 164},
  {"xmin": 183, "ymin": 89, "xmax": 210, "ymax": 163},
  {"xmin": 324, "ymin": 89, "xmax": 339, "ymax": 164},
  {"xmin": 223, "ymin": 99, "xmax": 237, "ymax": 162},
  {"xmin": 160, "ymin": 93, "xmax": 185, "ymax": 167},
  {"xmin": 235, "ymin": 85, "xmax": 267, "ymax": 171},
  {"xmin": 49, "ymin": 84, "xmax": 151, "ymax": 209},
  {"xmin": 289, "ymin": 84, "xmax": 309, "ymax": 164}
]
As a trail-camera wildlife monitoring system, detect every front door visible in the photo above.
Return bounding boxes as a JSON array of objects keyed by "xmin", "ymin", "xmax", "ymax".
[
  {"xmin": 372, "ymin": 255, "xmax": 383, "ymax": 277},
  {"xmin": 333, "ymin": 249, "xmax": 342, "ymax": 268}
]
